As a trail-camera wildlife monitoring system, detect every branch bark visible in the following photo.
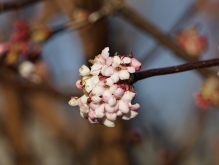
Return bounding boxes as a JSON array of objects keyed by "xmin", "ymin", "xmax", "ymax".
[
  {"xmin": 132, "ymin": 58, "xmax": 219, "ymax": 83},
  {"xmin": 0, "ymin": 0, "xmax": 42, "ymax": 13}
]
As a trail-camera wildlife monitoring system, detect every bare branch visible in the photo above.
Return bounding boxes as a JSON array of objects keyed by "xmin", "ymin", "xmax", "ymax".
[{"xmin": 131, "ymin": 58, "xmax": 219, "ymax": 83}]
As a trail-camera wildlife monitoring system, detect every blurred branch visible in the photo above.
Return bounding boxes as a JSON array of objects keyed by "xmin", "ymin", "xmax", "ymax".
[
  {"xmin": 132, "ymin": 58, "xmax": 219, "ymax": 83},
  {"xmin": 139, "ymin": 1, "xmax": 198, "ymax": 64},
  {"xmin": 0, "ymin": 0, "xmax": 43, "ymax": 13},
  {"xmin": 118, "ymin": 2, "xmax": 214, "ymax": 78}
]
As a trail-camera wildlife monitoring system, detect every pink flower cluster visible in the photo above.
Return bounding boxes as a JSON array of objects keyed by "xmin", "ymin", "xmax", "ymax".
[
  {"xmin": 195, "ymin": 77, "xmax": 219, "ymax": 110},
  {"xmin": 175, "ymin": 26, "xmax": 207, "ymax": 57},
  {"xmin": 69, "ymin": 47, "xmax": 141, "ymax": 127}
]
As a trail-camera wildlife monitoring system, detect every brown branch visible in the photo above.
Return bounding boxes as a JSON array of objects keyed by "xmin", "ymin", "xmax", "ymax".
[
  {"xmin": 119, "ymin": 2, "xmax": 214, "ymax": 78},
  {"xmin": 0, "ymin": 0, "xmax": 43, "ymax": 13},
  {"xmin": 132, "ymin": 58, "xmax": 219, "ymax": 83}
]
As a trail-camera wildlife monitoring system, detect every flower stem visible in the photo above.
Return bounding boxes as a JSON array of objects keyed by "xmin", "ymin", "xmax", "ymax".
[{"xmin": 131, "ymin": 58, "xmax": 219, "ymax": 83}]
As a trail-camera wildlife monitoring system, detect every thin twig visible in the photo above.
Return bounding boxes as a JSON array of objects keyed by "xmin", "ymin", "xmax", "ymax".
[
  {"xmin": 0, "ymin": 0, "xmax": 43, "ymax": 13},
  {"xmin": 131, "ymin": 58, "xmax": 219, "ymax": 83},
  {"xmin": 119, "ymin": 2, "xmax": 214, "ymax": 78}
]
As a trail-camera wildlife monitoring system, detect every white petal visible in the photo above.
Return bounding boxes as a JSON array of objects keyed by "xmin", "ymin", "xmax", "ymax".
[
  {"xmin": 80, "ymin": 94, "xmax": 88, "ymax": 103},
  {"xmin": 102, "ymin": 66, "xmax": 114, "ymax": 77},
  {"xmin": 119, "ymin": 70, "xmax": 130, "ymax": 80},
  {"xmin": 101, "ymin": 47, "xmax": 109, "ymax": 59},
  {"xmin": 110, "ymin": 72, "xmax": 119, "ymax": 83},
  {"xmin": 68, "ymin": 97, "xmax": 79, "ymax": 106},
  {"xmin": 122, "ymin": 57, "xmax": 131, "ymax": 64},
  {"xmin": 90, "ymin": 76, "xmax": 99, "ymax": 85},
  {"xmin": 122, "ymin": 110, "xmax": 138, "ymax": 120},
  {"xmin": 79, "ymin": 65, "xmax": 90, "ymax": 76},
  {"xmin": 90, "ymin": 63, "xmax": 102, "ymax": 75},
  {"xmin": 91, "ymin": 96, "xmax": 101, "ymax": 103},
  {"xmin": 103, "ymin": 118, "xmax": 115, "ymax": 127},
  {"xmin": 90, "ymin": 102, "xmax": 100, "ymax": 109},
  {"xmin": 116, "ymin": 110, "xmax": 123, "ymax": 116},
  {"xmin": 112, "ymin": 56, "xmax": 121, "ymax": 67},
  {"xmin": 92, "ymin": 86, "xmax": 105, "ymax": 96},
  {"xmin": 102, "ymin": 90, "xmax": 112, "ymax": 102},
  {"xmin": 106, "ymin": 57, "xmax": 113, "ymax": 66},
  {"xmin": 105, "ymin": 104, "xmax": 115, "ymax": 113},
  {"xmin": 108, "ymin": 96, "xmax": 116, "ymax": 107},
  {"xmin": 95, "ymin": 104, "xmax": 105, "ymax": 118},
  {"xmin": 106, "ymin": 78, "xmax": 114, "ymax": 86},
  {"xmin": 127, "ymin": 67, "xmax": 135, "ymax": 73},
  {"xmin": 84, "ymin": 79, "xmax": 93, "ymax": 93},
  {"xmin": 118, "ymin": 100, "xmax": 129, "ymax": 113},
  {"xmin": 109, "ymin": 84, "xmax": 118, "ymax": 93},
  {"xmin": 121, "ymin": 91, "xmax": 136, "ymax": 101},
  {"xmin": 106, "ymin": 113, "xmax": 117, "ymax": 121}
]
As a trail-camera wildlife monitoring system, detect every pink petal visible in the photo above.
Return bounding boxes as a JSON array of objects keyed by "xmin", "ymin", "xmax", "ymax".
[
  {"xmin": 89, "ymin": 102, "xmax": 100, "ymax": 109},
  {"xmin": 88, "ymin": 118, "xmax": 97, "ymax": 124},
  {"xmin": 131, "ymin": 58, "xmax": 141, "ymax": 71},
  {"xmin": 0, "ymin": 42, "xmax": 9, "ymax": 55},
  {"xmin": 105, "ymin": 104, "xmax": 115, "ymax": 113},
  {"xmin": 76, "ymin": 80, "xmax": 82, "ymax": 89},
  {"xmin": 118, "ymin": 100, "xmax": 129, "ymax": 113},
  {"xmin": 95, "ymin": 104, "xmax": 105, "ymax": 118},
  {"xmin": 130, "ymin": 103, "xmax": 140, "ymax": 111},
  {"xmin": 102, "ymin": 90, "xmax": 112, "ymax": 102},
  {"xmin": 101, "ymin": 47, "xmax": 109, "ymax": 60},
  {"xmin": 101, "ymin": 65, "xmax": 108, "ymax": 75},
  {"xmin": 106, "ymin": 57, "xmax": 113, "ymax": 66},
  {"xmin": 119, "ymin": 70, "xmax": 130, "ymax": 80},
  {"xmin": 113, "ymin": 88, "xmax": 124, "ymax": 98},
  {"xmin": 88, "ymin": 110, "xmax": 95, "ymax": 119}
]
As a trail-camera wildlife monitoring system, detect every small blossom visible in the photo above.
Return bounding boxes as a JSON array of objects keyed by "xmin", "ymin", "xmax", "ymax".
[
  {"xmin": 69, "ymin": 97, "xmax": 79, "ymax": 106},
  {"xmin": 69, "ymin": 47, "xmax": 141, "ymax": 127},
  {"xmin": 76, "ymin": 80, "xmax": 82, "ymax": 89},
  {"xmin": 79, "ymin": 65, "xmax": 90, "ymax": 76},
  {"xmin": 101, "ymin": 47, "xmax": 109, "ymax": 59}
]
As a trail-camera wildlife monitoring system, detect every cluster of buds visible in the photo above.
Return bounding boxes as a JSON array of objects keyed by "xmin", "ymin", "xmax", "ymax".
[
  {"xmin": 195, "ymin": 77, "xmax": 219, "ymax": 109},
  {"xmin": 0, "ymin": 21, "xmax": 51, "ymax": 83},
  {"xmin": 175, "ymin": 25, "xmax": 207, "ymax": 57},
  {"xmin": 69, "ymin": 47, "xmax": 141, "ymax": 127}
]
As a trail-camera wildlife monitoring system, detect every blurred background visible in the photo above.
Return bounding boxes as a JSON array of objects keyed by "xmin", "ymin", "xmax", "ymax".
[{"xmin": 1, "ymin": 0, "xmax": 219, "ymax": 165}]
